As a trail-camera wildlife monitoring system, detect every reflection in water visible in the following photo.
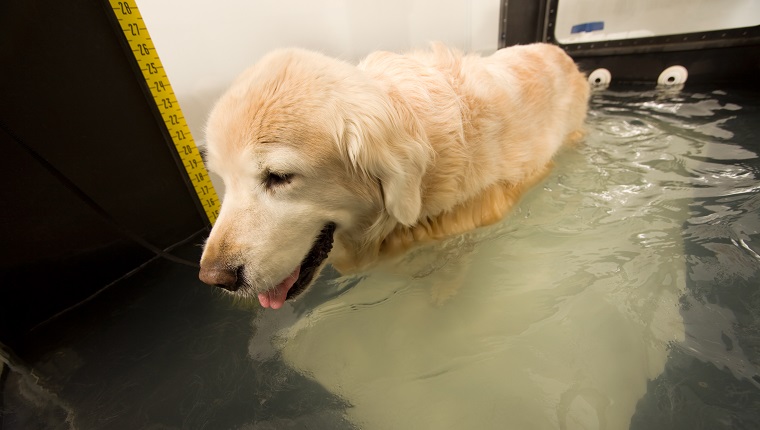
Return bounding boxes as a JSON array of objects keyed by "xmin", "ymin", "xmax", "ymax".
[{"xmin": 250, "ymin": 89, "xmax": 760, "ymax": 429}]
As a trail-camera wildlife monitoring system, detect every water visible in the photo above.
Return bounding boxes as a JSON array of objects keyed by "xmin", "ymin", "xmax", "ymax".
[
  {"xmin": 254, "ymin": 87, "xmax": 760, "ymax": 429},
  {"xmin": 2, "ymin": 87, "xmax": 759, "ymax": 429}
]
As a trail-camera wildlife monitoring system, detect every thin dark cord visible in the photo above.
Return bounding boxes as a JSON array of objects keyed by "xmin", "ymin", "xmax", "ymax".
[
  {"xmin": 0, "ymin": 118, "xmax": 201, "ymax": 268},
  {"xmin": 27, "ymin": 227, "xmax": 208, "ymax": 333}
]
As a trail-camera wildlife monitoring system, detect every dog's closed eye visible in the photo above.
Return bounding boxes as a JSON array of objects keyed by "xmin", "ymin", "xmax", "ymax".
[{"xmin": 265, "ymin": 171, "xmax": 294, "ymax": 189}]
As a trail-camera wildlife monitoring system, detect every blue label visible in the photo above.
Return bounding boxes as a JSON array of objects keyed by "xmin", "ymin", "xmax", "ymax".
[{"xmin": 571, "ymin": 21, "xmax": 605, "ymax": 34}]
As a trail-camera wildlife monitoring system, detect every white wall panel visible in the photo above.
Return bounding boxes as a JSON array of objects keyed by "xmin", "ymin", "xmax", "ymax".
[{"xmin": 136, "ymin": 0, "xmax": 500, "ymax": 145}]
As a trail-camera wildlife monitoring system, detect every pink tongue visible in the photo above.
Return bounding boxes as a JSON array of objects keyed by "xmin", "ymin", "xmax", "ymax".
[{"xmin": 258, "ymin": 266, "xmax": 300, "ymax": 309}]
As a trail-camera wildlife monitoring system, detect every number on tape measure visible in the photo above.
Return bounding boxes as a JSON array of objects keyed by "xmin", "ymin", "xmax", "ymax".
[{"xmin": 108, "ymin": 0, "xmax": 219, "ymax": 225}]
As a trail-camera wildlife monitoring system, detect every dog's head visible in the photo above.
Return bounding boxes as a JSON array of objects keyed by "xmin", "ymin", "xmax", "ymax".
[{"xmin": 198, "ymin": 49, "xmax": 431, "ymax": 308}]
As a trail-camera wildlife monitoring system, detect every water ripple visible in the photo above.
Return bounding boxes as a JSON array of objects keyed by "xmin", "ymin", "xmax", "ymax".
[{"xmin": 256, "ymin": 88, "xmax": 760, "ymax": 429}]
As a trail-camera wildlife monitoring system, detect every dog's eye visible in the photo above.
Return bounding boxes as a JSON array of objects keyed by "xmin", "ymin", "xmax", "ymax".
[{"xmin": 265, "ymin": 172, "xmax": 293, "ymax": 189}]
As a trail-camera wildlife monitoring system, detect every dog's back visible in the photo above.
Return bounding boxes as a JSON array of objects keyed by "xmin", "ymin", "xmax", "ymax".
[{"xmin": 362, "ymin": 44, "xmax": 590, "ymax": 255}]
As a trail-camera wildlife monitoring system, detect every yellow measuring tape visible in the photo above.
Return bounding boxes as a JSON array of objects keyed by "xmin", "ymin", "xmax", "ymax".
[{"xmin": 107, "ymin": 0, "xmax": 219, "ymax": 225}]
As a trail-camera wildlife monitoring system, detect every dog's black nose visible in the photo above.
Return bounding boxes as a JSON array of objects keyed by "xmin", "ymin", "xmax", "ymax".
[{"xmin": 199, "ymin": 264, "xmax": 240, "ymax": 291}]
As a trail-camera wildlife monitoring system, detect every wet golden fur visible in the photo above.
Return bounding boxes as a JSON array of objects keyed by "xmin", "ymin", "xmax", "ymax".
[{"xmin": 200, "ymin": 43, "xmax": 589, "ymax": 299}]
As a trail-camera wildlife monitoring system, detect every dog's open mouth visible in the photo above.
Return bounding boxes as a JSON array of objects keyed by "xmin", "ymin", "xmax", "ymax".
[{"xmin": 257, "ymin": 222, "xmax": 336, "ymax": 309}]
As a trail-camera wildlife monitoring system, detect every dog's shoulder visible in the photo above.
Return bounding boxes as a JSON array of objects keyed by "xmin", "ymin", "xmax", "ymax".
[
  {"xmin": 357, "ymin": 50, "xmax": 420, "ymax": 77},
  {"xmin": 358, "ymin": 44, "xmax": 463, "ymax": 75}
]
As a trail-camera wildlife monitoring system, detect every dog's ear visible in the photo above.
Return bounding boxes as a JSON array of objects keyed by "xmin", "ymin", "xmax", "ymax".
[{"xmin": 342, "ymin": 114, "xmax": 431, "ymax": 226}]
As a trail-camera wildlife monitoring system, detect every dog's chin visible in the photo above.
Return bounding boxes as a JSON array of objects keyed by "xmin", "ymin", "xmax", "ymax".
[{"xmin": 252, "ymin": 222, "xmax": 336, "ymax": 309}]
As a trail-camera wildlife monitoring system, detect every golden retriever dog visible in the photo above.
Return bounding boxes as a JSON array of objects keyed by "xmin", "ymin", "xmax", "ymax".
[{"xmin": 198, "ymin": 43, "xmax": 590, "ymax": 309}]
